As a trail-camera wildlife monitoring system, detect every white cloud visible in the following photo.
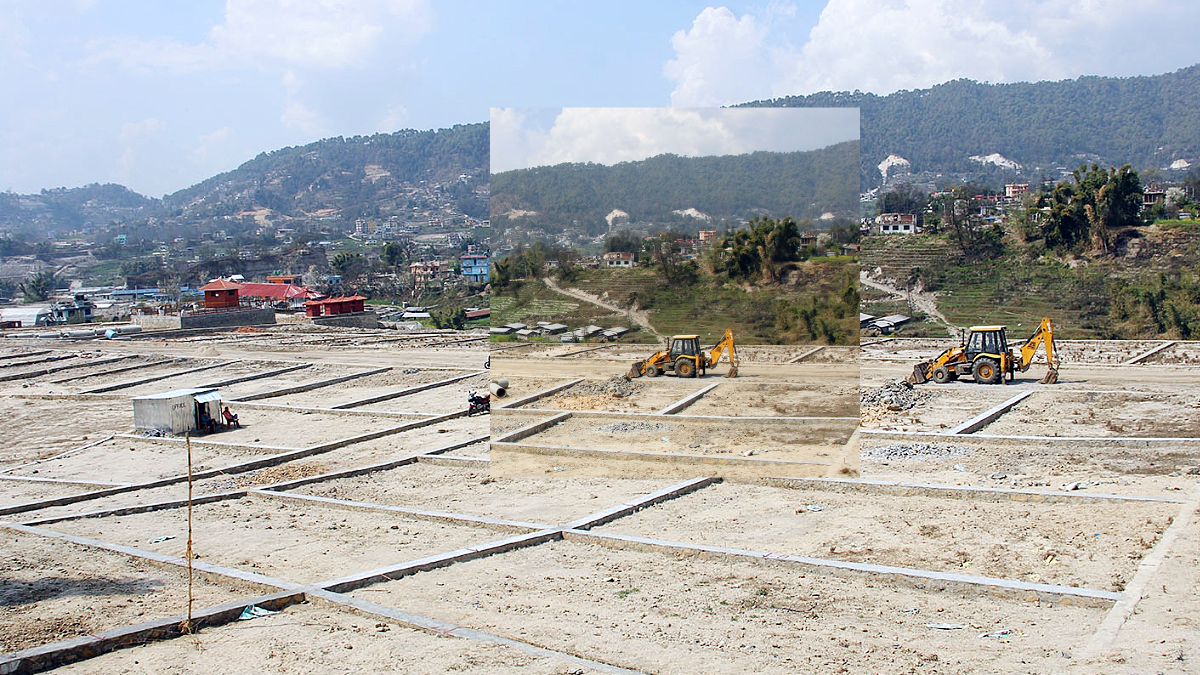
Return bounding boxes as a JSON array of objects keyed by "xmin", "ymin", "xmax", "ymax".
[
  {"xmin": 193, "ymin": 126, "xmax": 234, "ymax": 164},
  {"xmin": 280, "ymin": 100, "xmax": 324, "ymax": 136},
  {"xmin": 492, "ymin": 107, "xmax": 858, "ymax": 173},
  {"xmin": 84, "ymin": 0, "xmax": 434, "ymax": 73},
  {"xmin": 377, "ymin": 104, "xmax": 409, "ymax": 132},
  {"xmin": 667, "ymin": 1, "xmax": 1200, "ymax": 103},
  {"xmin": 118, "ymin": 118, "xmax": 166, "ymax": 143}
]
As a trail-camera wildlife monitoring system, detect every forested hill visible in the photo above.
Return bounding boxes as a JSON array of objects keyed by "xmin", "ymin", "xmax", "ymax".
[
  {"xmin": 490, "ymin": 140, "xmax": 859, "ymax": 235},
  {"xmin": 744, "ymin": 64, "xmax": 1200, "ymax": 188},
  {"xmin": 0, "ymin": 122, "xmax": 490, "ymax": 236},
  {"xmin": 165, "ymin": 122, "xmax": 489, "ymax": 218}
]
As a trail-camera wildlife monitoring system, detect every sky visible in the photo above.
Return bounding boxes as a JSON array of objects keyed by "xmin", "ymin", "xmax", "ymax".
[
  {"xmin": 491, "ymin": 108, "xmax": 859, "ymax": 173},
  {"xmin": 4, "ymin": 0, "xmax": 1200, "ymax": 197}
]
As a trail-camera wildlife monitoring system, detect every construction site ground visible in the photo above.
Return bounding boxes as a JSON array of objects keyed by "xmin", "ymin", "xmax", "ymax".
[
  {"xmin": 2, "ymin": 327, "xmax": 1197, "ymax": 674},
  {"xmin": 861, "ymin": 337, "xmax": 1200, "ymax": 674}
]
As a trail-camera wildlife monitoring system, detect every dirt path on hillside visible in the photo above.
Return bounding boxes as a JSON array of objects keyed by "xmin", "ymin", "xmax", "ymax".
[
  {"xmin": 542, "ymin": 276, "xmax": 659, "ymax": 337},
  {"xmin": 860, "ymin": 272, "xmax": 956, "ymax": 337}
]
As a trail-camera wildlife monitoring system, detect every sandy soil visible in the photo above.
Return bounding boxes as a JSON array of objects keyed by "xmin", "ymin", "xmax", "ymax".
[
  {"xmin": 529, "ymin": 378, "xmax": 710, "ymax": 413},
  {"xmin": 274, "ymin": 368, "xmax": 475, "ymax": 408},
  {"xmin": 356, "ymin": 374, "xmax": 488, "ymax": 414},
  {"xmin": 0, "ymin": 397, "xmax": 134, "ymax": 470},
  {"xmin": 0, "ymin": 479, "xmax": 107, "ymax": 508},
  {"xmin": 54, "ymin": 604, "xmax": 580, "ymax": 674},
  {"xmin": 599, "ymin": 481, "xmax": 1173, "ymax": 590},
  {"xmin": 219, "ymin": 364, "xmax": 376, "ymax": 401},
  {"xmin": 685, "ymin": 381, "xmax": 860, "ymax": 418},
  {"xmin": 524, "ymin": 416, "xmax": 855, "ymax": 459},
  {"xmin": 351, "ymin": 538, "xmax": 1104, "ymax": 675},
  {"xmin": 112, "ymin": 361, "xmax": 289, "ymax": 397},
  {"xmin": 983, "ymin": 390, "xmax": 1200, "ymax": 437},
  {"xmin": 48, "ymin": 495, "xmax": 506, "ymax": 584},
  {"xmin": 6, "ymin": 438, "xmax": 270, "ymax": 484},
  {"xmin": 0, "ymin": 529, "xmax": 244, "ymax": 653},
  {"xmin": 290, "ymin": 463, "xmax": 673, "ymax": 525}
]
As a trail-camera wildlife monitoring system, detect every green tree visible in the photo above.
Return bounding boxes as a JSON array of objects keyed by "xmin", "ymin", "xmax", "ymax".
[
  {"xmin": 330, "ymin": 251, "xmax": 369, "ymax": 279},
  {"xmin": 20, "ymin": 271, "xmax": 57, "ymax": 302}
]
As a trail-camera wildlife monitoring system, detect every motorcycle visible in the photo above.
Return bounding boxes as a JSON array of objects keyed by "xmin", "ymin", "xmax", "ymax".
[{"xmin": 467, "ymin": 391, "xmax": 491, "ymax": 416}]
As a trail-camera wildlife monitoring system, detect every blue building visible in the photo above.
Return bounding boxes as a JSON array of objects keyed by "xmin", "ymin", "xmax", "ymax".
[{"xmin": 460, "ymin": 254, "xmax": 490, "ymax": 283}]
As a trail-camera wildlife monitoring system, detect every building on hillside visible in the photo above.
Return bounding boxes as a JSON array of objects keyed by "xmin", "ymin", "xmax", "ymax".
[
  {"xmin": 410, "ymin": 260, "xmax": 453, "ymax": 284},
  {"xmin": 460, "ymin": 254, "xmax": 490, "ymax": 283},
  {"xmin": 603, "ymin": 251, "xmax": 635, "ymax": 268},
  {"xmin": 800, "ymin": 232, "xmax": 818, "ymax": 247},
  {"xmin": 875, "ymin": 213, "xmax": 918, "ymax": 234},
  {"xmin": 1005, "ymin": 183, "xmax": 1030, "ymax": 200},
  {"xmin": 698, "ymin": 230, "xmax": 717, "ymax": 242},
  {"xmin": 266, "ymin": 274, "xmax": 303, "ymax": 285}
]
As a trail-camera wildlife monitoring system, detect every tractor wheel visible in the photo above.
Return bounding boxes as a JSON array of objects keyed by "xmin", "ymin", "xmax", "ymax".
[
  {"xmin": 675, "ymin": 358, "xmax": 696, "ymax": 378},
  {"xmin": 645, "ymin": 365, "xmax": 660, "ymax": 377},
  {"xmin": 931, "ymin": 366, "xmax": 951, "ymax": 384},
  {"xmin": 972, "ymin": 357, "xmax": 1001, "ymax": 384}
]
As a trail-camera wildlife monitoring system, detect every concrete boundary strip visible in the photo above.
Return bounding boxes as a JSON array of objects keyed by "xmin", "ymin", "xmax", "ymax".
[
  {"xmin": 228, "ymin": 365, "xmax": 391, "ymax": 402},
  {"xmin": 564, "ymin": 477, "xmax": 718, "ymax": 530},
  {"xmin": 860, "ymin": 338, "xmax": 895, "ymax": 347},
  {"xmin": 1077, "ymin": 489, "xmax": 1199, "ymax": 660},
  {"xmin": 0, "ymin": 435, "xmax": 115, "ymax": 475},
  {"xmin": 492, "ymin": 411, "xmax": 572, "ymax": 444},
  {"xmin": 331, "ymin": 370, "xmax": 485, "ymax": 409},
  {"xmin": 747, "ymin": 476, "xmax": 1189, "ymax": 505},
  {"xmin": 861, "ymin": 429, "xmax": 1200, "ymax": 445},
  {"xmin": 787, "ymin": 346, "xmax": 825, "ymax": 363},
  {"xmin": 18, "ymin": 436, "xmax": 488, "ymax": 526},
  {"xmin": 495, "ymin": 407, "xmax": 856, "ymax": 422},
  {"xmin": 0, "ymin": 475, "xmax": 128, "ymax": 487},
  {"xmin": 20, "ymin": 489, "xmax": 249, "ymax": 526},
  {"xmin": 498, "ymin": 378, "xmax": 585, "ymax": 409},
  {"xmin": 0, "ymin": 590, "xmax": 307, "ymax": 675},
  {"xmin": 83, "ymin": 360, "xmax": 238, "ymax": 393},
  {"xmin": 561, "ymin": 530, "xmax": 1121, "ymax": 607},
  {"xmin": 197, "ymin": 362, "xmax": 312, "ymax": 388},
  {"xmin": 229, "ymin": 400, "xmax": 428, "ymax": 419},
  {"xmin": 112, "ymin": 433, "xmax": 297, "ymax": 454},
  {"xmin": 49, "ymin": 357, "xmax": 184, "ymax": 383},
  {"xmin": 304, "ymin": 590, "xmax": 649, "ymax": 675},
  {"xmin": 417, "ymin": 455, "xmax": 489, "ymax": 468},
  {"xmin": 256, "ymin": 434, "xmax": 490, "ymax": 492},
  {"xmin": 488, "ymin": 342, "xmax": 538, "ymax": 352},
  {"xmin": 318, "ymin": 529, "xmax": 564, "ymax": 594},
  {"xmin": 1125, "ymin": 340, "xmax": 1177, "ymax": 365},
  {"xmin": 657, "ymin": 383, "xmax": 720, "ymax": 415},
  {"xmin": 492, "ymin": 442, "xmax": 832, "ymax": 470},
  {"xmin": 553, "ymin": 344, "xmax": 615, "ymax": 358},
  {"xmin": 0, "ymin": 353, "xmax": 77, "ymax": 370},
  {"xmin": 0, "ymin": 413, "xmax": 466, "ymax": 517},
  {"xmin": 0, "ymin": 521, "xmax": 301, "ymax": 592},
  {"xmin": 0, "ymin": 355, "xmax": 134, "ymax": 383},
  {"xmin": 249, "ymin": 490, "xmax": 548, "ymax": 533},
  {"xmin": 949, "ymin": 390, "xmax": 1034, "ymax": 434},
  {"xmin": 0, "ymin": 349, "xmax": 51, "ymax": 360}
]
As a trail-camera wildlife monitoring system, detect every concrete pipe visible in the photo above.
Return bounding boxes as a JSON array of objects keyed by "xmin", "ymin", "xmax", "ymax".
[
  {"xmin": 489, "ymin": 382, "xmax": 507, "ymax": 398},
  {"xmin": 496, "ymin": 378, "xmax": 509, "ymax": 389}
]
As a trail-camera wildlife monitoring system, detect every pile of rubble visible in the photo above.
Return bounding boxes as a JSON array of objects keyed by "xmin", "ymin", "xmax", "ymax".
[
  {"xmin": 566, "ymin": 375, "xmax": 646, "ymax": 399},
  {"xmin": 860, "ymin": 379, "xmax": 936, "ymax": 424},
  {"xmin": 862, "ymin": 442, "xmax": 972, "ymax": 461}
]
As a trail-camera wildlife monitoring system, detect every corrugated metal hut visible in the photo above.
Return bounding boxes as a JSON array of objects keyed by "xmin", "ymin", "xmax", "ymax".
[{"xmin": 132, "ymin": 388, "xmax": 223, "ymax": 435}]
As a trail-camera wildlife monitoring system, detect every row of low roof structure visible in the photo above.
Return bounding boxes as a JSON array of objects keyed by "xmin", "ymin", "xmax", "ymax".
[{"xmin": 491, "ymin": 321, "xmax": 630, "ymax": 342}]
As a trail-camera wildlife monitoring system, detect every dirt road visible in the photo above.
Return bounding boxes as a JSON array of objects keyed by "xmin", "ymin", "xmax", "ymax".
[
  {"xmin": 542, "ymin": 276, "xmax": 659, "ymax": 337},
  {"xmin": 860, "ymin": 272, "xmax": 955, "ymax": 337}
]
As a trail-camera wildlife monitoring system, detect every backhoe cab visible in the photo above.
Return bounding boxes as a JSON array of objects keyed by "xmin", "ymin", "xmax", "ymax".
[
  {"xmin": 910, "ymin": 318, "xmax": 1058, "ymax": 385},
  {"xmin": 628, "ymin": 330, "xmax": 739, "ymax": 379}
]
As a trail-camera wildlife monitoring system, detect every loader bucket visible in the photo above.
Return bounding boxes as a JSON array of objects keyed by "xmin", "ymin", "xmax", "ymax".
[
  {"xmin": 909, "ymin": 362, "xmax": 930, "ymax": 384},
  {"xmin": 628, "ymin": 361, "xmax": 644, "ymax": 378},
  {"xmin": 724, "ymin": 364, "xmax": 738, "ymax": 379}
]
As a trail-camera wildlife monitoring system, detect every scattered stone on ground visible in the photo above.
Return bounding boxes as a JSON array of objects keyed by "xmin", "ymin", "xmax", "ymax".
[
  {"xmin": 567, "ymin": 375, "xmax": 646, "ymax": 399},
  {"xmin": 595, "ymin": 421, "xmax": 677, "ymax": 434},
  {"xmin": 862, "ymin": 442, "xmax": 972, "ymax": 461},
  {"xmin": 860, "ymin": 379, "xmax": 936, "ymax": 424}
]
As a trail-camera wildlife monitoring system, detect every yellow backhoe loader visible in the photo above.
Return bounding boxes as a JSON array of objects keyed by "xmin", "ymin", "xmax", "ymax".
[
  {"xmin": 909, "ymin": 318, "xmax": 1058, "ymax": 385},
  {"xmin": 628, "ymin": 329, "xmax": 739, "ymax": 379}
]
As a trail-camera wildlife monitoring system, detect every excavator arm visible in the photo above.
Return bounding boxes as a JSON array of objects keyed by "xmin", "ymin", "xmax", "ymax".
[
  {"xmin": 1016, "ymin": 317, "xmax": 1058, "ymax": 384},
  {"xmin": 705, "ymin": 329, "xmax": 739, "ymax": 378}
]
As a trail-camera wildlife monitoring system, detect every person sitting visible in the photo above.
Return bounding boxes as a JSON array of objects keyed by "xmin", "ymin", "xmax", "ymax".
[
  {"xmin": 197, "ymin": 407, "xmax": 217, "ymax": 433},
  {"xmin": 222, "ymin": 406, "xmax": 240, "ymax": 428}
]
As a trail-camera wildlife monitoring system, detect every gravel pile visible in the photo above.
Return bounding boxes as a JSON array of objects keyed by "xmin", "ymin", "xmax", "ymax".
[
  {"xmin": 860, "ymin": 379, "xmax": 934, "ymax": 411},
  {"xmin": 568, "ymin": 375, "xmax": 646, "ymax": 399},
  {"xmin": 596, "ymin": 421, "xmax": 677, "ymax": 434},
  {"xmin": 862, "ymin": 442, "xmax": 972, "ymax": 461}
]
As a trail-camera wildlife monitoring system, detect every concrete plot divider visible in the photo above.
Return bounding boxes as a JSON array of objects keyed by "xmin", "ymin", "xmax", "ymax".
[
  {"xmin": 83, "ymin": 361, "xmax": 239, "ymax": 394},
  {"xmin": 497, "ymin": 378, "xmax": 585, "ymax": 409},
  {"xmin": 0, "ymin": 590, "xmax": 308, "ymax": 675},
  {"xmin": 228, "ymin": 365, "xmax": 392, "ymax": 402},
  {"xmin": 330, "ymin": 370, "xmax": 486, "ymax": 409}
]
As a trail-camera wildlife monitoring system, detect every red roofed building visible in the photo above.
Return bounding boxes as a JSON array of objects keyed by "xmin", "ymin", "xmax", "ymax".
[
  {"xmin": 199, "ymin": 279, "xmax": 242, "ymax": 309},
  {"xmin": 304, "ymin": 295, "xmax": 367, "ymax": 318},
  {"xmin": 237, "ymin": 282, "xmax": 320, "ymax": 302}
]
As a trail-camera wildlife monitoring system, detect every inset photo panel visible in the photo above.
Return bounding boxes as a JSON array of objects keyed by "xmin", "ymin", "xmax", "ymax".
[{"xmin": 487, "ymin": 107, "xmax": 861, "ymax": 479}]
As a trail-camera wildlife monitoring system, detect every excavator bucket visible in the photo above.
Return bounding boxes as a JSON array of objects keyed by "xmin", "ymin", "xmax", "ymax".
[
  {"xmin": 1039, "ymin": 367, "xmax": 1058, "ymax": 385},
  {"xmin": 909, "ymin": 362, "xmax": 930, "ymax": 384},
  {"xmin": 724, "ymin": 364, "xmax": 738, "ymax": 379}
]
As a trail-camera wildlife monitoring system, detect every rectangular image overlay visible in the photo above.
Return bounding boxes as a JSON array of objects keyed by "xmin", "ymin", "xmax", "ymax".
[{"xmin": 487, "ymin": 107, "xmax": 861, "ymax": 479}]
